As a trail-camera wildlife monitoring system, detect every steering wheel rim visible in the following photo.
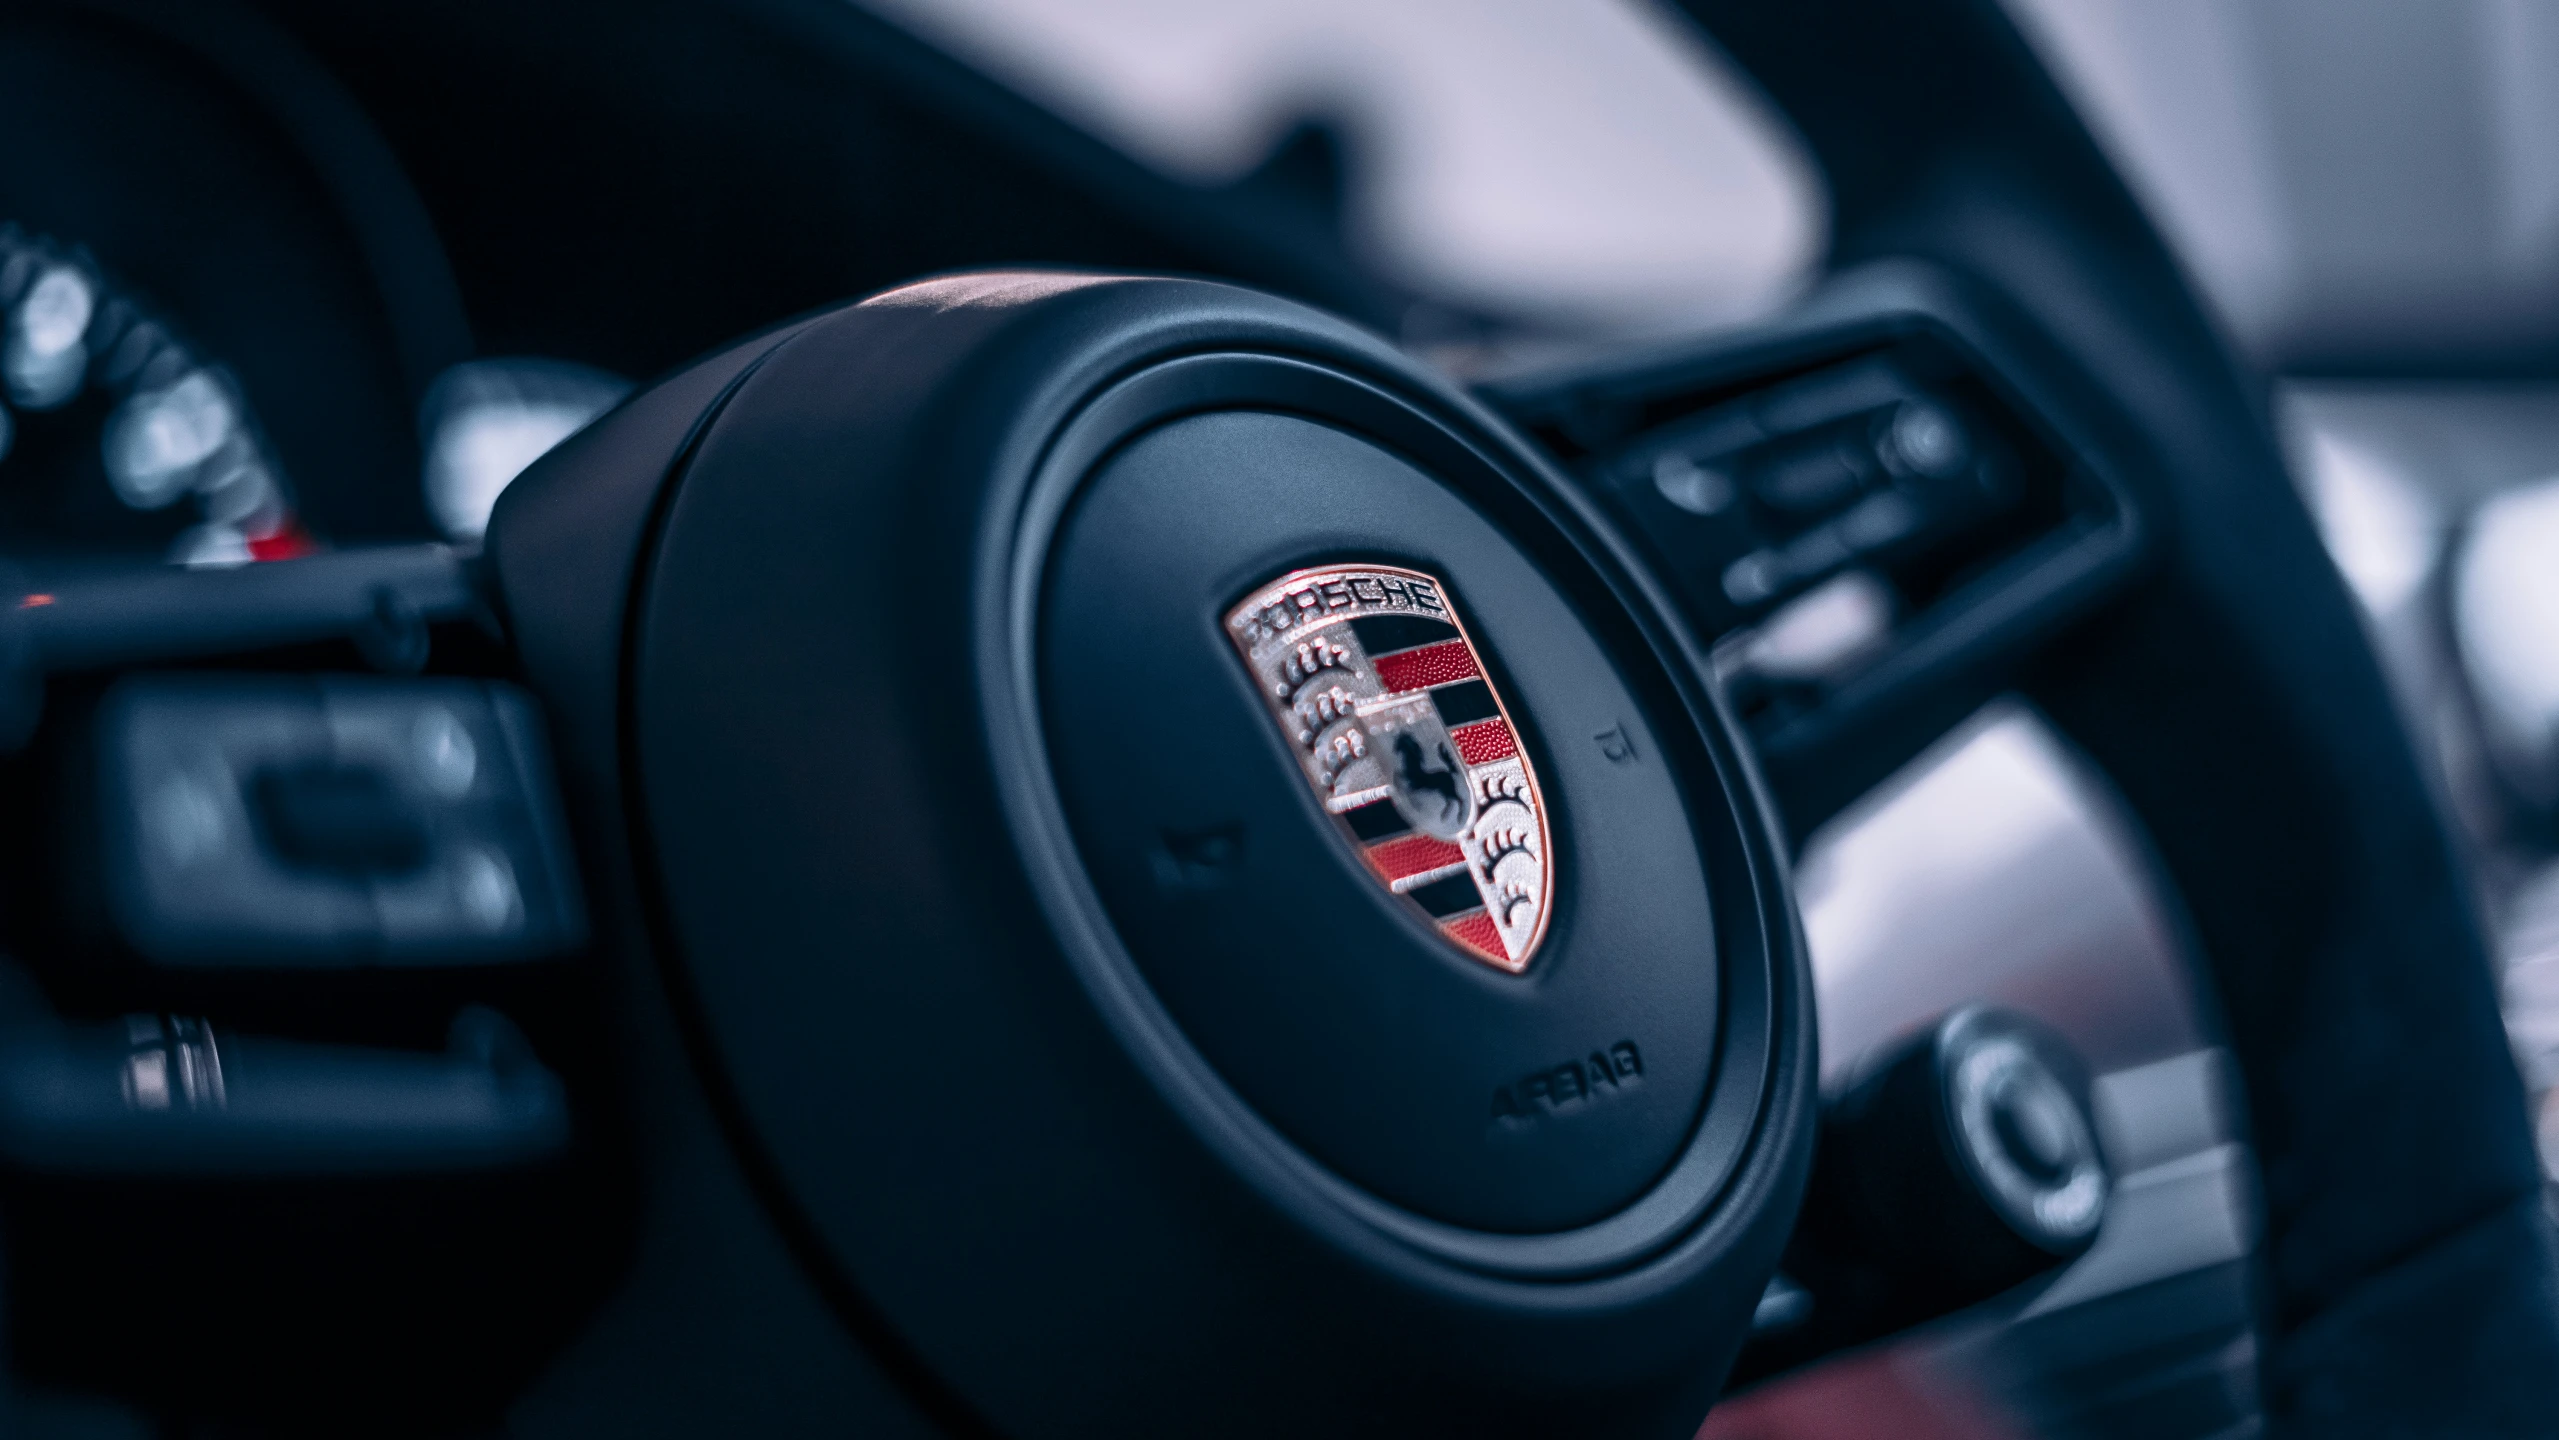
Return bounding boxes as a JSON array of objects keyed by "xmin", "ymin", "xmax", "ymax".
[
  {"xmin": 461, "ymin": 2, "xmax": 2559, "ymax": 1436},
  {"xmin": 1683, "ymin": 0, "xmax": 2559, "ymax": 1429}
]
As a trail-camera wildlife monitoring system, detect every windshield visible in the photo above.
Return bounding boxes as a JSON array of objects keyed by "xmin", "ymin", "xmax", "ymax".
[{"xmin": 855, "ymin": 0, "xmax": 1826, "ymax": 344}]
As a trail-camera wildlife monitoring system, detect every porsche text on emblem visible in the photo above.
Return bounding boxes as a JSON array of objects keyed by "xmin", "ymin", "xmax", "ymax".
[{"xmin": 1226, "ymin": 563, "xmax": 1553, "ymax": 973}]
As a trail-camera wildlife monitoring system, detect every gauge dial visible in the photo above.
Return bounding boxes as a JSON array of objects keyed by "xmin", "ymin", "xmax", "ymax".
[
  {"xmin": 0, "ymin": 1, "xmax": 478, "ymax": 565},
  {"xmin": 0, "ymin": 224, "xmax": 311, "ymax": 565}
]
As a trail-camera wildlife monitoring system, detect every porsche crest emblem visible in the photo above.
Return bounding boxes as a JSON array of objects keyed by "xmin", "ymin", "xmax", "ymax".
[{"xmin": 1226, "ymin": 563, "xmax": 1553, "ymax": 973}]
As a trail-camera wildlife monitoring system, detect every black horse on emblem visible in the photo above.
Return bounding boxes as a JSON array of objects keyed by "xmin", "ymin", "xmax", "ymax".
[{"xmin": 1391, "ymin": 732, "xmax": 1471, "ymax": 837}]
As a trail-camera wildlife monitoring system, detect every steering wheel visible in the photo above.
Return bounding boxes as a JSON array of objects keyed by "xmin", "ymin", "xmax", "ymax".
[
  {"xmin": 473, "ymin": 2, "xmax": 2559, "ymax": 1434},
  {"xmin": 15, "ymin": 0, "xmax": 2549, "ymax": 1435}
]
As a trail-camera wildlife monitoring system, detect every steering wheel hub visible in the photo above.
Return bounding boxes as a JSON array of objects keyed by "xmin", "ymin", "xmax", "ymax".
[
  {"xmin": 488, "ymin": 272, "xmax": 1817, "ymax": 1434},
  {"xmin": 1043, "ymin": 404, "xmax": 1731, "ymax": 1233}
]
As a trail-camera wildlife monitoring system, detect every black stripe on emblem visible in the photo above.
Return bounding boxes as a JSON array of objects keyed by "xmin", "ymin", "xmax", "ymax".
[
  {"xmin": 1406, "ymin": 871, "xmax": 1483, "ymax": 918},
  {"xmin": 1350, "ymin": 614, "xmax": 1459, "ymax": 656},
  {"xmin": 1430, "ymin": 679, "xmax": 1498, "ymax": 727},
  {"xmin": 1342, "ymin": 798, "xmax": 1411, "ymax": 842}
]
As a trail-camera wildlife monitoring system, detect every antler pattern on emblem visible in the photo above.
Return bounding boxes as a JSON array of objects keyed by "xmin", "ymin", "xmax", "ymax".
[
  {"xmin": 1290, "ymin": 684, "xmax": 1363, "ymax": 747},
  {"xmin": 1311, "ymin": 725, "xmax": 1370, "ymax": 787},
  {"xmin": 1474, "ymin": 772, "xmax": 1531, "ymax": 819},
  {"xmin": 1475, "ymin": 823, "xmax": 1536, "ymax": 884},
  {"xmin": 1276, "ymin": 640, "xmax": 1351, "ymax": 699}
]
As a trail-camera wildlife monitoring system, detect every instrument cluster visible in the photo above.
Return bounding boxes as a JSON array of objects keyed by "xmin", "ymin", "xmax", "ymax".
[{"xmin": 0, "ymin": 2, "xmax": 623, "ymax": 571}]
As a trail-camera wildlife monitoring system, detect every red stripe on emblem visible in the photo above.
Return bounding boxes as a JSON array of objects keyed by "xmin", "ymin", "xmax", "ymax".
[
  {"xmin": 1371, "ymin": 640, "xmax": 1478, "ymax": 693},
  {"xmin": 1450, "ymin": 719, "xmax": 1516, "ymax": 765},
  {"xmin": 1365, "ymin": 832, "xmax": 1468, "ymax": 884},
  {"xmin": 1442, "ymin": 910, "xmax": 1506, "ymax": 961}
]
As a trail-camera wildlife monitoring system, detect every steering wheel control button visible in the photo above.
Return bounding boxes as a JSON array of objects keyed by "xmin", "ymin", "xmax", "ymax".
[
  {"xmin": 1948, "ymin": 1028, "xmax": 2106, "ymax": 1249},
  {"xmin": 1749, "ymin": 1006, "xmax": 2108, "ymax": 1380},
  {"xmin": 91, "ymin": 675, "xmax": 584, "ymax": 966},
  {"xmin": 1225, "ymin": 563, "xmax": 1552, "ymax": 972},
  {"xmin": 410, "ymin": 705, "xmax": 479, "ymax": 797},
  {"xmin": 1881, "ymin": 400, "xmax": 1972, "ymax": 480},
  {"xmin": 250, "ymin": 762, "xmax": 433, "ymax": 874}
]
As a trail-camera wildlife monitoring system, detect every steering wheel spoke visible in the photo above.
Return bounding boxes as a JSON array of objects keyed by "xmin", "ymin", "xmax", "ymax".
[
  {"xmin": 1484, "ymin": 262, "xmax": 2146, "ymax": 843},
  {"xmin": 0, "ymin": 542, "xmax": 608, "ymax": 1419}
]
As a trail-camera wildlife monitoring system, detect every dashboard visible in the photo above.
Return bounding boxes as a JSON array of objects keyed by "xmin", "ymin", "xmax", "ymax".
[
  {"xmin": 0, "ymin": 1, "xmax": 455, "ymax": 564},
  {"xmin": 0, "ymin": 0, "xmax": 1332, "ymax": 574}
]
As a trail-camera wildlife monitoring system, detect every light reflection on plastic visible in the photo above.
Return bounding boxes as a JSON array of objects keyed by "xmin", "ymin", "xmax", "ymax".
[
  {"xmin": 2298, "ymin": 426, "xmax": 2439, "ymax": 618},
  {"xmin": 1722, "ymin": 569, "xmax": 1894, "ymax": 685},
  {"xmin": 420, "ymin": 359, "xmax": 631, "ymax": 542},
  {"xmin": 1796, "ymin": 704, "xmax": 2199, "ymax": 1085},
  {"xmin": 2455, "ymin": 475, "xmax": 2559, "ymax": 811},
  {"xmin": 4, "ymin": 265, "xmax": 95, "ymax": 410}
]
